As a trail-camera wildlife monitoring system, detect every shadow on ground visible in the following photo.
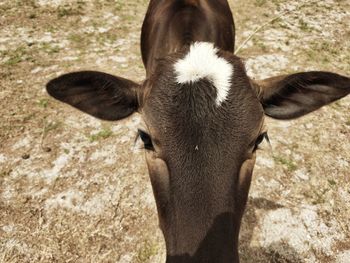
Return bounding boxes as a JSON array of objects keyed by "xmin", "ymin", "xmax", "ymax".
[{"xmin": 240, "ymin": 197, "xmax": 305, "ymax": 263}]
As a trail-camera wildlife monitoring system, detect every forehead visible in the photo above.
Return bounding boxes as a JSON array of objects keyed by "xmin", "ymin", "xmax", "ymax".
[{"xmin": 143, "ymin": 43, "xmax": 264, "ymax": 149}]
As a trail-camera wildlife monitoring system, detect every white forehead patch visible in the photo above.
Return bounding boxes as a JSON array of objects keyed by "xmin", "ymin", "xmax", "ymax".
[{"xmin": 174, "ymin": 42, "xmax": 233, "ymax": 106}]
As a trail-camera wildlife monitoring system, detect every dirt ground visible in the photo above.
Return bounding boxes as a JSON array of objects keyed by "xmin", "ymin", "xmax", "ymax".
[{"xmin": 0, "ymin": 0, "xmax": 349, "ymax": 262}]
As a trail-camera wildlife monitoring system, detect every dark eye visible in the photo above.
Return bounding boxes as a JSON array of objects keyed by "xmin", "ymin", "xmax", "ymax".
[
  {"xmin": 137, "ymin": 129, "xmax": 154, "ymax": 151},
  {"xmin": 254, "ymin": 131, "xmax": 268, "ymax": 151}
]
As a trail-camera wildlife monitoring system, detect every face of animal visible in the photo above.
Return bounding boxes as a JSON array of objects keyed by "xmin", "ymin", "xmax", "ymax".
[
  {"xmin": 46, "ymin": 42, "xmax": 350, "ymax": 261},
  {"xmin": 140, "ymin": 44, "xmax": 265, "ymax": 257}
]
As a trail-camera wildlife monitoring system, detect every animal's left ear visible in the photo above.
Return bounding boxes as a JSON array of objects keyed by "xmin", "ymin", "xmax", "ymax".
[{"xmin": 251, "ymin": 71, "xmax": 350, "ymax": 119}]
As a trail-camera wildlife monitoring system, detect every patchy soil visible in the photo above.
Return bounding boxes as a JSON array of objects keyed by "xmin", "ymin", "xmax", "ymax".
[{"xmin": 0, "ymin": 0, "xmax": 349, "ymax": 262}]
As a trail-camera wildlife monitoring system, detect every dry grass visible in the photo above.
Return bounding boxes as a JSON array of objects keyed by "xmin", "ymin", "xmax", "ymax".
[{"xmin": 0, "ymin": 0, "xmax": 349, "ymax": 262}]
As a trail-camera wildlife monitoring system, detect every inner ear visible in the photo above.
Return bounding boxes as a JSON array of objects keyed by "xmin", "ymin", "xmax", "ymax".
[{"xmin": 47, "ymin": 71, "xmax": 144, "ymax": 121}]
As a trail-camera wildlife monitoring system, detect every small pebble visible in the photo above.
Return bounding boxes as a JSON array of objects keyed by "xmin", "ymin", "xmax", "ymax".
[
  {"xmin": 43, "ymin": 147, "xmax": 52, "ymax": 152},
  {"xmin": 21, "ymin": 153, "xmax": 30, "ymax": 159}
]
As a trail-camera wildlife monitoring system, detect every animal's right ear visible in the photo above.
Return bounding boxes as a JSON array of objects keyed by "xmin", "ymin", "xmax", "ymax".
[
  {"xmin": 46, "ymin": 71, "xmax": 142, "ymax": 121},
  {"xmin": 251, "ymin": 71, "xmax": 350, "ymax": 120}
]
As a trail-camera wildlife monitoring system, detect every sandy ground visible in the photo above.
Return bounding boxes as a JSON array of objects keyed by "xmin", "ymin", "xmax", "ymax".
[{"xmin": 0, "ymin": 0, "xmax": 349, "ymax": 262}]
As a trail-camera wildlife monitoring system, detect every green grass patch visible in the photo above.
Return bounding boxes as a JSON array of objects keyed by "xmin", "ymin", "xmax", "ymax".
[
  {"xmin": 252, "ymin": 37, "xmax": 268, "ymax": 52},
  {"xmin": 68, "ymin": 33, "xmax": 93, "ymax": 48},
  {"xmin": 328, "ymin": 179, "xmax": 337, "ymax": 186},
  {"xmin": 254, "ymin": 0, "xmax": 267, "ymax": 7},
  {"xmin": 38, "ymin": 99, "xmax": 49, "ymax": 108},
  {"xmin": 57, "ymin": 5, "xmax": 83, "ymax": 18},
  {"xmin": 2, "ymin": 46, "xmax": 28, "ymax": 66},
  {"xmin": 137, "ymin": 241, "xmax": 158, "ymax": 262},
  {"xmin": 40, "ymin": 42, "xmax": 60, "ymax": 54},
  {"xmin": 306, "ymin": 40, "xmax": 344, "ymax": 66},
  {"xmin": 88, "ymin": 128, "xmax": 113, "ymax": 142},
  {"xmin": 68, "ymin": 33, "xmax": 84, "ymax": 43},
  {"xmin": 298, "ymin": 19, "xmax": 311, "ymax": 32},
  {"xmin": 1, "ymin": 45, "xmax": 38, "ymax": 66},
  {"xmin": 44, "ymin": 121, "xmax": 61, "ymax": 134},
  {"xmin": 273, "ymin": 155, "xmax": 297, "ymax": 172},
  {"xmin": 311, "ymin": 188, "xmax": 330, "ymax": 205}
]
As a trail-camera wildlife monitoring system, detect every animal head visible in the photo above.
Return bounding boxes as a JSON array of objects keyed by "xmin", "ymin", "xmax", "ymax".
[{"xmin": 47, "ymin": 41, "xmax": 350, "ymax": 259}]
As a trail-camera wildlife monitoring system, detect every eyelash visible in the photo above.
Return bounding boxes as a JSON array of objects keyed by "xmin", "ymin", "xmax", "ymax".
[
  {"xmin": 136, "ymin": 129, "xmax": 154, "ymax": 151},
  {"xmin": 254, "ymin": 131, "xmax": 269, "ymax": 151}
]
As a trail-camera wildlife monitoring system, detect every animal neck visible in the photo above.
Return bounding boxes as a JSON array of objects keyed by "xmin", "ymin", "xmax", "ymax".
[{"xmin": 141, "ymin": 0, "xmax": 234, "ymax": 75}]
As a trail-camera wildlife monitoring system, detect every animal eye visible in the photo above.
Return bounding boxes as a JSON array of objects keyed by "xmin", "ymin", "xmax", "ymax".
[
  {"xmin": 137, "ymin": 129, "xmax": 154, "ymax": 151},
  {"xmin": 254, "ymin": 132, "xmax": 268, "ymax": 151}
]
